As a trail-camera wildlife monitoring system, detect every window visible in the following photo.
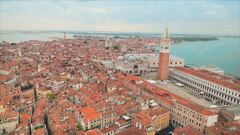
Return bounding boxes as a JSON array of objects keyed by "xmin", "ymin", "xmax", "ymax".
[{"xmin": 133, "ymin": 65, "xmax": 138, "ymax": 69}]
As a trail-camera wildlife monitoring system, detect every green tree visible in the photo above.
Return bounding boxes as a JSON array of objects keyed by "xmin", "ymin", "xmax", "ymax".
[
  {"xmin": 113, "ymin": 46, "xmax": 119, "ymax": 50},
  {"xmin": 77, "ymin": 123, "xmax": 83, "ymax": 131},
  {"xmin": 46, "ymin": 93, "xmax": 56, "ymax": 102}
]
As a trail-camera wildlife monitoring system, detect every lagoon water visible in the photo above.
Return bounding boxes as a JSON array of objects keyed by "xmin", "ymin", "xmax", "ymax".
[
  {"xmin": 1, "ymin": 32, "xmax": 239, "ymax": 77},
  {"xmin": 0, "ymin": 32, "xmax": 74, "ymax": 43},
  {"xmin": 170, "ymin": 38, "xmax": 240, "ymax": 78}
]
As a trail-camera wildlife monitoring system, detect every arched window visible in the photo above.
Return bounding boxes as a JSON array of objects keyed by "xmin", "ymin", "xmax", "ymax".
[{"xmin": 133, "ymin": 65, "xmax": 138, "ymax": 69}]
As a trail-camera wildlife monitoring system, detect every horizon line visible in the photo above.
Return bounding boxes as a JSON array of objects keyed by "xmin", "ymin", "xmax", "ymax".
[{"xmin": 0, "ymin": 30, "xmax": 239, "ymax": 37}]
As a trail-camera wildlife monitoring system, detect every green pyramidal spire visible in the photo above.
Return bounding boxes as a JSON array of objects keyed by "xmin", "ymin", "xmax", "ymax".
[{"xmin": 163, "ymin": 27, "xmax": 170, "ymax": 39}]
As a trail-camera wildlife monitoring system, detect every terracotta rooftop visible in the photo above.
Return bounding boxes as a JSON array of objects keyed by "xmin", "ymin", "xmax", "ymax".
[
  {"xmin": 85, "ymin": 129, "xmax": 101, "ymax": 135},
  {"xmin": 0, "ymin": 107, "xmax": 18, "ymax": 119},
  {"xmin": 78, "ymin": 107, "xmax": 100, "ymax": 122},
  {"xmin": 173, "ymin": 125, "xmax": 203, "ymax": 135},
  {"xmin": 135, "ymin": 112, "xmax": 152, "ymax": 127},
  {"xmin": 116, "ymin": 126, "xmax": 147, "ymax": 135},
  {"xmin": 20, "ymin": 113, "xmax": 31, "ymax": 123},
  {"xmin": 0, "ymin": 75, "xmax": 12, "ymax": 82},
  {"xmin": 32, "ymin": 127, "xmax": 46, "ymax": 135},
  {"xmin": 207, "ymin": 122, "xmax": 240, "ymax": 135},
  {"xmin": 135, "ymin": 107, "xmax": 169, "ymax": 127},
  {"xmin": 100, "ymin": 125, "xmax": 118, "ymax": 134}
]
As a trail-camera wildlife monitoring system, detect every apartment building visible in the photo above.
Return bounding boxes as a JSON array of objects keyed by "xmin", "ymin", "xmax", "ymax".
[
  {"xmin": 77, "ymin": 107, "xmax": 101, "ymax": 130},
  {"xmin": 134, "ymin": 107, "xmax": 170, "ymax": 133}
]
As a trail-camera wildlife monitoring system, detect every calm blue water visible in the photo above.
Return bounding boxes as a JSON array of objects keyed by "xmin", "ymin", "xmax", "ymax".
[
  {"xmin": 170, "ymin": 38, "xmax": 240, "ymax": 78},
  {"xmin": 1, "ymin": 32, "xmax": 239, "ymax": 77},
  {"xmin": 0, "ymin": 32, "xmax": 74, "ymax": 43}
]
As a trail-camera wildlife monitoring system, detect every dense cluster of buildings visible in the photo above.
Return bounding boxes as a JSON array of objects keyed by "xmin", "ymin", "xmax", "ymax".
[
  {"xmin": 0, "ymin": 28, "xmax": 239, "ymax": 135},
  {"xmin": 0, "ymin": 35, "xmax": 171, "ymax": 135}
]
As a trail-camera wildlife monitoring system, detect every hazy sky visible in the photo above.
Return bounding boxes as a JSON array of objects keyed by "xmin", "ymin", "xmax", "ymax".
[{"xmin": 0, "ymin": 0, "xmax": 239, "ymax": 35}]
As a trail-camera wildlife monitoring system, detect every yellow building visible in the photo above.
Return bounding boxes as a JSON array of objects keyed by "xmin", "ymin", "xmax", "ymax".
[
  {"xmin": 154, "ymin": 108, "xmax": 170, "ymax": 131},
  {"xmin": 134, "ymin": 107, "xmax": 170, "ymax": 134}
]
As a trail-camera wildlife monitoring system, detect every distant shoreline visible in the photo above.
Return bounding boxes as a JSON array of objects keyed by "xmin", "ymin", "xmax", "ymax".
[
  {"xmin": 171, "ymin": 36, "xmax": 219, "ymax": 44},
  {"xmin": 0, "ymin": 31, "xmax": 239, "ymax": 44},
  {"xmin": 1, "ymin": 31, "xmax": 239, "ymax": 37}
]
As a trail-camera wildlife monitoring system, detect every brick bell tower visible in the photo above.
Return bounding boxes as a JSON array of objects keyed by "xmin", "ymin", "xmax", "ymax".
[{"xmin": 158, "ymin": 27, "xmax": 171, "ymax": 80}]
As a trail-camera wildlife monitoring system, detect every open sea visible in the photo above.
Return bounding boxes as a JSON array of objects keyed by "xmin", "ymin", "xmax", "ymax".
[{"xmin": 1, "ymin": 32, "xmax": 239, "ymax": 78}]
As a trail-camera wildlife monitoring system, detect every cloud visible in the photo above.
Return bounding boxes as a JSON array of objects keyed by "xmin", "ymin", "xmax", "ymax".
[
  {"xmin": 0, "ymin": 0, "xmax": 239, "ymax": 35},
  {"xmin": 82, "ymin": 7, "xmax": 113, "ymax": 14},
  {"xmin": 204, "ymin": 11, "xmax": 217, "ymax": 15},
  {"xmin": 59, "ymin": 10, "xmax": 72, "ymax": 16}
]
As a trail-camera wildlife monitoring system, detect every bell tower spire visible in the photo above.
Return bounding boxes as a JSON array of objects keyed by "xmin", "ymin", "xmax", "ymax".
[
  {"xmin": 158, "ymin": 25, "xmax": 171, "ymax": 80},
  {"xmin": 161, "ymin": 24, "xmax": 171, "ymax": 45}
]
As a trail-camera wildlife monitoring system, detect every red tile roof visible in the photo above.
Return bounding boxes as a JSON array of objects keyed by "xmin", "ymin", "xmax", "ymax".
[
  {"xmin": 33, "ymin": 128, "xmax": 46, "ymax": 135},
  {"xmin": 85, "ymin": 129, "xmax": 101, "ymax": 135},
  {"xmin": 135, "ymin": 107, "xmax": 169, "ymax": 128},
  {"xmin": 0, "ymin": 107, "xmax": 18, "ymax": 119},
  {"xmin": 100, "ymin": 125, "xmax": 118, "ymax": 134},
  {"xmin": 116, "ymin": 126, "xmax": 147, "ymax": 135},
  {"xmin": 174, "ymin": 125, "xmax": 203, "ymax": 135},
  {"xmin": 78, "ymin": 107, "xmax": 100, "ymax": 122},
  {"xmin": 207, "ymin": 122, "xmax": 240, "ymax": 135},
  {"xmin": 20, "ymin": 113, "xmax": 31, "ymax": 123},
  {"xmin": 0, "ymin": 75, "xmax": 12, "ymax": 82}
]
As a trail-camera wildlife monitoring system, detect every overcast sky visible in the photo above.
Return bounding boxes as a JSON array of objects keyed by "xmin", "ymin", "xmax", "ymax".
[{"xmin": 0, "ymin": 0, "xmax": 239, "ymax": 35}]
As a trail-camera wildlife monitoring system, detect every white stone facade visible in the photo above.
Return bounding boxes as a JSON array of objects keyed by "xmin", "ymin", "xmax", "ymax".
[
  {"xmin": 113, "ymin": 53, "xmax": 184, "ymax": 75},
  {"xmin": 0, "ymin": 115, "xmax": 19, "ymax": 134},
  {"xmin": 169, "ymin": 68, "xmax": 240, "ymax": 105}
]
